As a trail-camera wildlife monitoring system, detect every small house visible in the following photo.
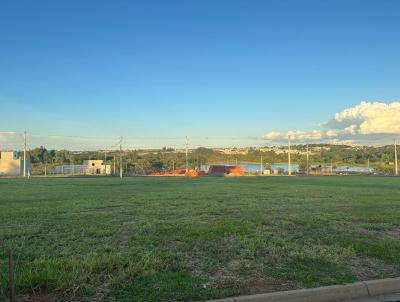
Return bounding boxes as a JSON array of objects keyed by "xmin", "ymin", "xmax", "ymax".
[
  {"xmin": 0, "ymin": 151, "xmax": 31, "ymax": 176},
  {"xmin": 83, "ymin": 159, "xmax": 111, "ymax": 175}
]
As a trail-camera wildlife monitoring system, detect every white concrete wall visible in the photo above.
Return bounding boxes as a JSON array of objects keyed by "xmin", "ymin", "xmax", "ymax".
[
  {"xmin": 0, "ymin": 151, "xmax": 31, "ymax": 176},
  {"xmin": 0, "ymin": 151, "xmax": 21, "ymax": 175}
]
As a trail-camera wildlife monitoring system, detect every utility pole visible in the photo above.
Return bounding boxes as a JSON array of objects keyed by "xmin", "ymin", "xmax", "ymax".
[
  {"xmin": 119, "ymin": 136, "xmax": 123, "ymax": 179},
  {"xmin": 395, "ymin": 139, "xmax": 398, "ymax": 176},
  {"xmin": 23, "ymin": 130, "xmax": 27, "ymax": 177},
  {"xmin": 260, "ymin": 155, "xmax": 263, "ymax": 175},
  {"xmin": 185, "ymin": 136, "xmax": 189, "ymax": 172},
  {"xmin": 330, "ymin": 159, "xmax": 333, "ymax": 174},
  {"xmin": 306, "ymin": 144, "xmax": 309, "ymax": 175},
  {"xmin": 113, "ymin": 155, "xmax": 116, "ymax": 176},
  {"xmin": 288, "ymin": 135, "xmax": 292, "ymax": 176},
  {"xmin": 104, "ymin": 149, "xmax": 107, "ymax": 175}
]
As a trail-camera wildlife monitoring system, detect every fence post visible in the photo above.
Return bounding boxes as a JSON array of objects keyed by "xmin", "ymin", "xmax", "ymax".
[{"xmin": 8, "ymin": 250, "xmax": 15, "ymax": 302}]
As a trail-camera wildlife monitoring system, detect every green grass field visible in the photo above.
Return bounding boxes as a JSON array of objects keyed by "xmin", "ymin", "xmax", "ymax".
[{"xmin": 1, "ymin": 176, "xmax": 400, "ymax": 301}]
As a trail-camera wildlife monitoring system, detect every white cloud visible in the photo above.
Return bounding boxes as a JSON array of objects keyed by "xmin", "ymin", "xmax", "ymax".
[
  {"xmin": 330, "ymin": 139, "xmax": 358, "ymax": 146},
  {"xmin": 263, "ymin": 101, "xmax": 400, "ymax": 143},
  {"xmin": 330, "ymin": 101, "xmax": 400, "ymax": 135},
  {"xmin": 344, "ymin": 125, "xmax": 358, "ymax": 135},
  {"xmin": 263, "ymin": 130, "xmax": 337, "ymax": 141},
  {"xmin": 326, "ymin": 130, "xmax": 337, "ymax": 137},
  {"xmin": 0, "ymin": 132, "xmax": 19, "ymax": 150},
  {"xmin": 0, "ymin": 132, "xmax": 16, "ymax": 142}
]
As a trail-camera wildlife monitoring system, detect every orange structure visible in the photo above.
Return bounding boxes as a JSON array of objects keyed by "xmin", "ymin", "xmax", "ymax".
[
  {"xmin": 227, "ymin": 166, "xmax": 245, "ymax": 176},
  {"xmin": 170, "ymin": 169, "xmax": 186, "ymax": 175},
  {"xmin": 208, "ymin": 165, "xmax": 244, "ymax": 176},
  {"xmin": 185, "ymin": 170, "xmax": 202, "ymax": 177},
  {"xmin": 147, "ymin": 169, "xmax": 188, "ymax": 176}
]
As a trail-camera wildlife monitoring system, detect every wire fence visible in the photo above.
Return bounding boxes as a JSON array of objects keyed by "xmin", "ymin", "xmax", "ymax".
[{"xmin": 49, "ymin": 165, "xmax": 87, "ymax": 175}]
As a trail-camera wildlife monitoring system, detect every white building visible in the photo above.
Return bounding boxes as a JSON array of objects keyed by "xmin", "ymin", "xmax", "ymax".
[
  {"xmin": 0, "ymin": 151, "xmax": 31, "ymax": 176},
  {"xmin": 83, "ymin": 159, "xmax": 111, "ymax": 175}
]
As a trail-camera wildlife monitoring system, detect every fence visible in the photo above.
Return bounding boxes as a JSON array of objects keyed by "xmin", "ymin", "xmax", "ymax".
[{"xmin": 49, "ymin": 165, "xmax": 87, "ymax": 175}]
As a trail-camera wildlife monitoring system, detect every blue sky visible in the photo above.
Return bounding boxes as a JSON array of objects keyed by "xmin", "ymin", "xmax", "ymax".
[{"xmin": 1, "ymin": 0, "xmax": 400, "ymax": 149}]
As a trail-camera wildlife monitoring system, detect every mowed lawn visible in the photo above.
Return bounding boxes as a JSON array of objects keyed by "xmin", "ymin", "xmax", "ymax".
[{"xmin": 1, "ymin": 176, "xmax": 400, "ymax": 301}]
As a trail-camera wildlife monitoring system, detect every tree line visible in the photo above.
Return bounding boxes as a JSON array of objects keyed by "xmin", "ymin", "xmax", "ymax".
[{"xmin": 25, "ymin": 144, "xmax": 398, "ymax": 174}]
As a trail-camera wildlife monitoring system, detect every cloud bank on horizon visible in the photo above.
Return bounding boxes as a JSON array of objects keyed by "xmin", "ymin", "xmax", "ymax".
[
  {"xmin": 1, "ymin": 102, "xmax": 399, "ymax": 149},
  {"xmin": 263, "ymin": 101, "xmax": 400, "ymax": 144},
  {"xmin": 0, "ymin": 132, "xmax": 16, "ymax": 142}
]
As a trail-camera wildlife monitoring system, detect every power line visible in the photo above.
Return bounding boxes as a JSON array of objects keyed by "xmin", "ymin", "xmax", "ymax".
[{"xmin": 2, "ymin": 130, "xmax": 400, "ymax": 151}]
